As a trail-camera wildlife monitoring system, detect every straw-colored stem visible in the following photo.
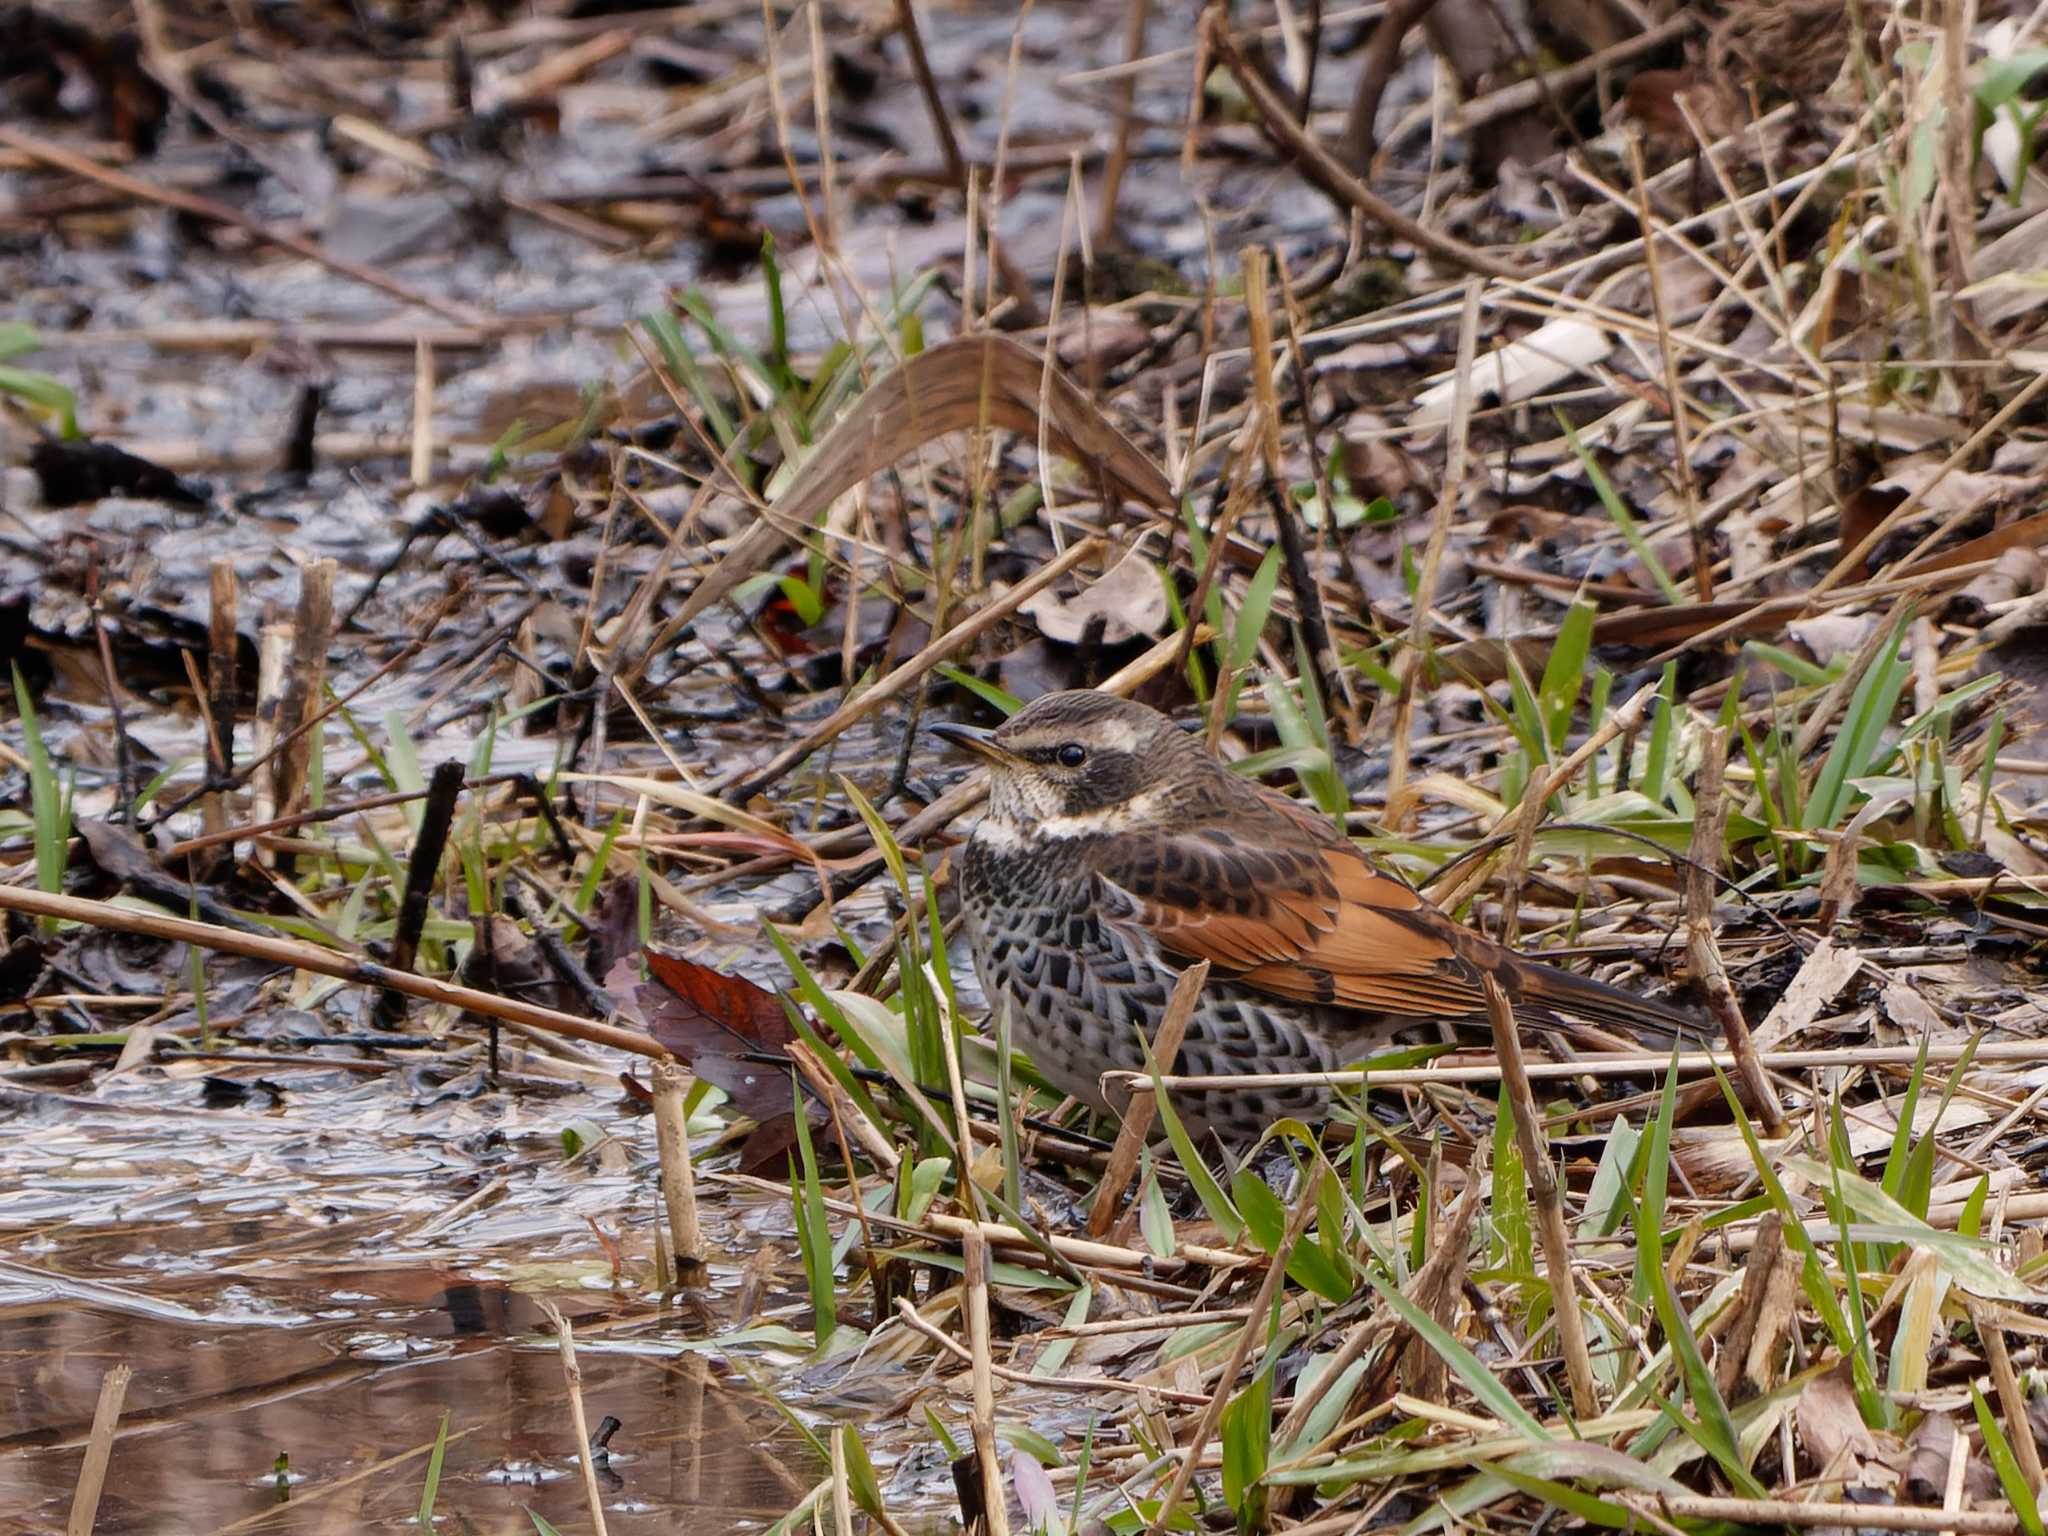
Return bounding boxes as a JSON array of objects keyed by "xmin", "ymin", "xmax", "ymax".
[
  {"xmin": 962, "ymin": 1230, "xmax": 1010, "ymax": 1536},
  {"xmin": 539, "ymin": 1300, "xmax": 611, "ymax": 1536},
  {"xmin": 66, "ymin": 1364, "xmax": 131, "ymax": 1536},
  {"xmin": 0, "ymin": 884, "xmax": 667, "ymax": 1058},
  {"xmin": 1147, "ymin": 1169, "xmax": 1323, "ymax": 1536},
  {"xmin": 1483, "ymin": 975, "xmax": 1600, "ymax": 1417},
  {"xmin": 653, "ymin": 1059, "xmax": 706, "ymax": 1279},
  {"xmin": 1384, "ymin": 276, "xmax": 1484, "ymax": 829},
  {"xmin": 1686, "ymin": 725, "xmax": 1786, "ymax": 1132},
  {"xmin": 1088, "ymin": 960, "xmax": 1209, "ymax": 1237}
]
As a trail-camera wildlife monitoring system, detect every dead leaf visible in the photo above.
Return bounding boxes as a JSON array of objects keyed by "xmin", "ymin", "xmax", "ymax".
[
  {"xmin": 1904, "ymin": 1411, "xmax": 1963, "ymax": 1503},
  {"xmin": 1799, "ymin": 1365, "xmax": 1892, "ymax": 1466},
  {"xmin": 659, "ymin": 334, "xmax": 1174, "ymax": 640},
  {"xmin": 1020, "ymin": 539, "xmax": 1168, "ymax": 645},
  {"xmin": 1788, "ymin": 614, "xmax": 1879, "ymax": 668},
  {"xmin": 609, "ymin": 950, "xmax": 815, "ymax": 1174},
  {"xmin": 1753, "ymin": 939, "xmax": 1864, "ymax": 1048}
]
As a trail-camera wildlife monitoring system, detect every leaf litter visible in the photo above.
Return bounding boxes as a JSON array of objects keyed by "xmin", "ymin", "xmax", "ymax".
[{"xmin": 2, "ymin": 0, "xmax": 2048, "ymax": 1533}]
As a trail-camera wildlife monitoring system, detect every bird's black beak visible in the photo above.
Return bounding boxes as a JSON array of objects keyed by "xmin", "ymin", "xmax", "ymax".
[{"xmin": 932, "ymin": 721, "xmax": 1018, "ymax": 765}]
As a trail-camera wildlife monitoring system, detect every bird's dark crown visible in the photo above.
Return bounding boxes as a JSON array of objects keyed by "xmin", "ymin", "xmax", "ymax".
[{"xmin": 982, "ymin": 691, "xmax": 1205, "ymax": 820}]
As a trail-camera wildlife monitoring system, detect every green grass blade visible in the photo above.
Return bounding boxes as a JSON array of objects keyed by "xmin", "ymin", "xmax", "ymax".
[
  {"xmin": 417, "ymin": 1409, "xmax": 451, "ymax": 1525},
  {"xmin": 789, "ymin": 1076, "xmax": 838, "ymax": 1347},
  {"xmin": 1362, "ymin": 1268, "xmax": 1551, "ymax": 1440},
  {"xmin": 641, "ymin": 308, "xmax": 736, "ymax": 448},
  {"xmin": 1638, "ymin": 663, "xmax": 1679, "ymax": 806},
  {"xmin": 12, "ymin": 662, "xmax": 70, "ymax": 909},
  {"xmin": 0, "ymin": 362, "xmax": 80, "ymax": 439},
  {"xmin": 1221, "ymin": 1363, "xmax": 1275, "ymax": 1527},
  {"xmin": 1537, "ymin": 599, "xmax": 1597, "ymax": 754},
  {"xmin": 1144, "ymin": 1043, "xmax": 1243, "ymax": 1242},
  {"xmin": 1973, "ymin": 1385, "xmax": 2046, "ymax": 1536},
  {"xmin": 1805, "ymin": 614, "xmax": 1912, "ymax": 830},
  {"xmin": 1558, "ymin": 414, "xmax": 1684, "ymax": 603}
]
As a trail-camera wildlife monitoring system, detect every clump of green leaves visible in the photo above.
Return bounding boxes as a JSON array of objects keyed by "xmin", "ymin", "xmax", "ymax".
[{"xmin": 0, "ymin": 325, "xmax": 79, "ymax": 439}]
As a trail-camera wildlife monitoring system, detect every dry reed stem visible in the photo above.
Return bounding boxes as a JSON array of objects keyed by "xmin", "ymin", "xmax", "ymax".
[
  {"xmin": 831, "ymin": 1427, "xmax": 856, "ymax": 1536},
  {"xmin": 538, "ymin": 1299, "xmax": 612, "ymax": 1536},
  {"xmin": 1203, "ymin": 249, "xmax": 1284, "ymax": 747},
  {"xmin": 894, "ymin": 0, "xmax": 967, "ymax": 188},
  {"xmin": 249, "ymin": 617, "xmax": 293, "ymax": 843},
  {"xmin": 1491, "ymin": 760, "xmax": 1551, "ymax": 950},
  {"xmin": 1685, "ymin": 724, "xmax": 1786, "ymax": 1133},
  {"xmin": 1147, "ymin": 1168, "xmax": 1324, "ymax": 1536},
  {"xmin": 944, "ymin": 996, "xmax": 989, "ymax": 1227},
  {"xmin": 1095, "ymin": 0, "xmax": 1152, "ymax": 245},
  {"xmin": 1482, "ymin": 975, "xmax": 1599, "ymax": 1418},
  {"xmin": 1437, "ymin": 11, "xmax": 1700, "ymax": 139},
  {"xmin": 66, "ymin": 1363, "xmax": 130, "ymax": 1536},
  {"xmin": 721, "ymin": 1172, "xmax": 1250, "ymax": 1274},
  {"xmin": 410, "ymin": 337, "xmax": 434, "ymax": 486},
  {"xmin": 962, "ymin": 1230, "xmax": 1010, "ymax": 1536},
  {"xmin": 891, "ymin": 1297, "xmax": 1215, "ymax": 1404},
  {"xmin": 0, "ymin": 885, "xmax": 665, "ymax": 1056},
  {"xmin": 1626, "ymin": 134, "xmax": 1712, "ymax": 600},
  {"xmin": 0, "ymin": 127, "xmax": 491, "ymax": 326},
  {"xmin": 1088, "ymin": 960, "xmax": 1210, "ymax": 1238},
  {"xmin": 1199, "ymin": 9, "xmax": 1518, "ymax": 278},
  {"xmin": 153, "ymin": 591, "xmax": 459, "ymax": 828},
  {"xmin": 790, "ymin": 1036, "xmax": 903, "ymax": 1172},
  {"xmin": 1628, "ymin": 1496, "xmax": 2025, "ymax": 1533},
  {"xmin": 1384, "ymin": 275, "xmax": 1484, "ymax": 829},
  {"xmin": 1428, "ymin": 679, "xmax": 1660, "ymax": 913},
  {"xmin": 1967, "ymin": 1298, "xmax": 2047, "ymax": 1495},
  {"xmin": 652, "ymin": 1059, "xmax": 707, "ymax": 1279},
  {"xmin": 1111, "ymin": 1036, "xmax": 2048, "ymax": 1094},
  {"xmin": 203, "ymin": 557, "xmax": 238, "ymax": 860},
  {"xmin": 275, "ymin": 558, "xmax": 334, "ymax": 821}
]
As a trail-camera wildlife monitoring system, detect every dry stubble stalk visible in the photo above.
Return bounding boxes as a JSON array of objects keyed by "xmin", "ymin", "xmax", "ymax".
[
  {"xmin": 1482, "ymin": 974, "xmax": 1600, "ymax": 1417},
  {"xmin": 66, "ymin": 1363, "xmax": 131, "ymax": 1536},
  {"xmin": 1087, "ymin": 960, "xmax": 1209, "ymax": 1238},
  {"xmin": 538, "ymin": 1299, "xmax": 612, "ymax": 1536},
  {"xmin": 652, "ymin": 1059, "xmax": 707, "ymax": 1277},
  {"xmin": 962, "ymin": 1229, "xmax": 1009, "ymax": 1536},
  {"xmin": 1685, "ymin": 724, "xmax": 1787, "ymax": 1132},
  {"xmin": 0, "ymin": 885, "xmax": 664, "ymax": 1057}
]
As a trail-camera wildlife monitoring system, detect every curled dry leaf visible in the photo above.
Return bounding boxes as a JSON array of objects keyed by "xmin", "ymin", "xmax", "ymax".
[
  {"xmin": 664, "ymin": 333, "xmax": 1174, "ymax": 637},
  {"xmin": 1019, "ymin": 537, "xmax": 1169, "ymax": 645}
]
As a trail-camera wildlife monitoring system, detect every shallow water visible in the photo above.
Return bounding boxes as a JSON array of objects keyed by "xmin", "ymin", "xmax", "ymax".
[{"xmin": 0, "ymin": 1066, "xmax": 830, "ymax": 1534}]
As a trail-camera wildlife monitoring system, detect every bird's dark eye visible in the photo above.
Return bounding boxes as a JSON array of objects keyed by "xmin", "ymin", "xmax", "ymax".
[{"xmin": 1055, "ymin": 743, "xmax": 1087, "ymax": 768}]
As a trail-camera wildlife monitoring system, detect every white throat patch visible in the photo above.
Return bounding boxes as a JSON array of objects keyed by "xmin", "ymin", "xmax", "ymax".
[{"xmin": 975, "ymin": 787, "xmax": 1168, "ymax": 846}]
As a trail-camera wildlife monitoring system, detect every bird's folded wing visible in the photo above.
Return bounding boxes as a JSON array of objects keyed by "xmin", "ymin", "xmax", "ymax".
[{"xmin": 1091, "ymin": 830, "xmax": 1495, "ymax": 1015}]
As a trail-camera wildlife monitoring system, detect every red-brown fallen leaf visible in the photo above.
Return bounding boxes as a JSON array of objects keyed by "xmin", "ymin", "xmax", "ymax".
[{"xmin": 609, "ymin": 950, "xmax": 818, "ymax": 1175}]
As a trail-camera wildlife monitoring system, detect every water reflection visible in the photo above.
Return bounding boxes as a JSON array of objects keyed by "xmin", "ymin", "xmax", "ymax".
[
  {"xmin": 0, "ymin": 1250, "xmax": 820, "ymax": 1532},
  {"xmin": 0, "ymin": 1067, "xmax": 827, "ymax": 1534}
]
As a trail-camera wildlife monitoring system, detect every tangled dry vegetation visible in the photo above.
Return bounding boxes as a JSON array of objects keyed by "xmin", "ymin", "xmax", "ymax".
[{"xmin": 4, "ymin": 0, "xmax": 2048, "ymax": 1532}]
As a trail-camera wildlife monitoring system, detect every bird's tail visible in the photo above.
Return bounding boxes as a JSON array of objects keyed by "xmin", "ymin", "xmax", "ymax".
[{"xmin": 1512, "ymin": 956, "xmax": 1712, "ymax": 1048}]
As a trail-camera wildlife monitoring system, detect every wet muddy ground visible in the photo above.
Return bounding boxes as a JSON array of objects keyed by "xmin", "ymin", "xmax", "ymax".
[{"xmin": 7, "ymin": 0, "xmax": 2048, "ymax": 1533}]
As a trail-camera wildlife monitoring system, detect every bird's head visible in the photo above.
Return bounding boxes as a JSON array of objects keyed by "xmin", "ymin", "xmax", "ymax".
[{"xmin": 933, "ymin": 690, "xmax": 1199, "ymax": 828}]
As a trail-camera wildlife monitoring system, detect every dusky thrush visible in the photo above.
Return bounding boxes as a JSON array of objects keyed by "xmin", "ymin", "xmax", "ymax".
[{"xmin": 935, "ymin": 689, "xmax": 1700, "ymax": 1144}]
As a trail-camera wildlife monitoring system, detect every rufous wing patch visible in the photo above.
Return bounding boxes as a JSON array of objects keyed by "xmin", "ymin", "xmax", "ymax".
[{"xmin": 1094, "ymin": 828, "xmax": 1508, "ymax": 1017}]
